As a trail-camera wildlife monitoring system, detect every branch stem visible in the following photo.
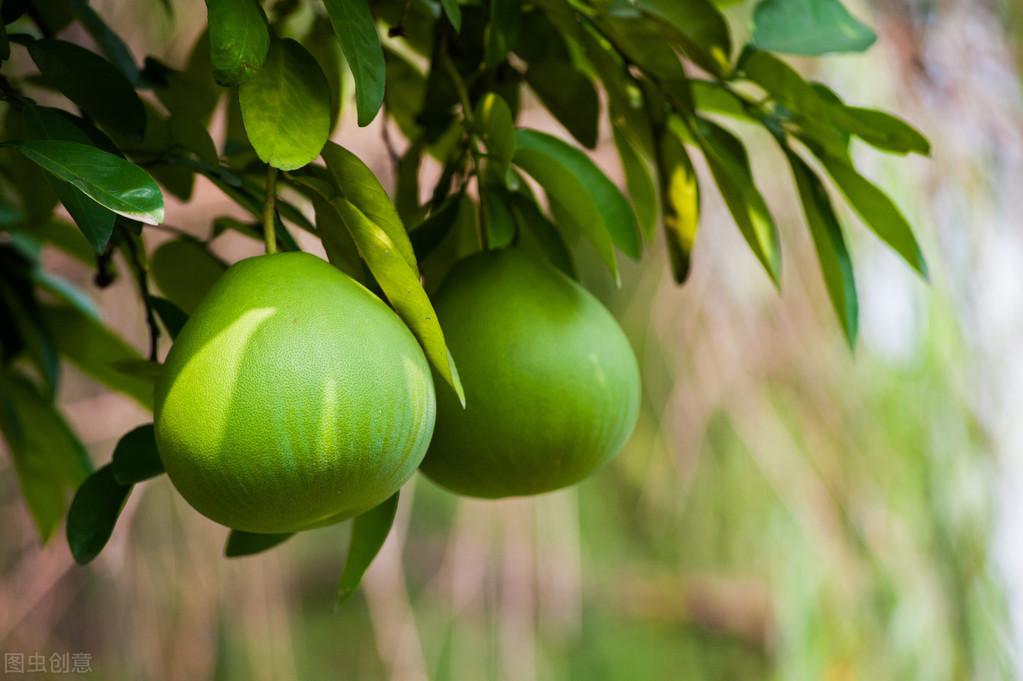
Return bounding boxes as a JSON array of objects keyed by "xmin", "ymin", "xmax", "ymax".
[{"xmin": 263, "ymin": 165, "xmax": 278, "ymax": 255}]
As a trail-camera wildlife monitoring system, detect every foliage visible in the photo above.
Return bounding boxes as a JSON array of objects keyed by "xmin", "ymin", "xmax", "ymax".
[{"xmin": 0, "ymin": 0, "xmax": 928, "ymax": 602}]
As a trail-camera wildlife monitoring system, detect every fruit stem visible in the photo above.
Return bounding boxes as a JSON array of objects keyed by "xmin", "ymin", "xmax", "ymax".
[{"xmin": 263, "ymin": 165, "xmax": 279, "ymax": 255}]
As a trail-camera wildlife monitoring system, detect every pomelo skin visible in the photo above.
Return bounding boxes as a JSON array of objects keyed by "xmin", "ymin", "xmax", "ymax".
[
  {"xmin": 154, "ymin": 252, "xmax": 436, "ymax": 534},
  {"xmin": 421, "ymin": 248, "xmax": 641, "ymax": 498}
]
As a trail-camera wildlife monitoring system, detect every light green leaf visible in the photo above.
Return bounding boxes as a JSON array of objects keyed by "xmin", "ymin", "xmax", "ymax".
[
  {"xmin": 111, "ymin": 424, "xmax": 164, "ymax": 485},
  {"xmin": 206, "ymin": 0, "xmax": 270, "ymax": 86},
  {"xmin": 658, "ymin": 128, "xmax": 701, "ymax": 283},
  {"xmin": 752, "ymin": 0, "xmax": 876, "ymax": 56},
  {"xmin": 225, "ymin": 530, "xmax": 294, "ymax": 557},
  {"xmin": 14, "ymin": 140, "xmax": 164, "ymax": 226},
  {"xmin": 696, "ymin": 119, "xmax": 782, "ymax": 285},
  {"xmin": 40, "ymin": 304, "xmax": 154, "ymax": 409},
  {"xmin": 330, "ymin": 197, "xmax": 465, "ymax": 404},
  {"xmin": 27, "ymin": 38, "xmax": 146, "ymax": 139},
  {"xmin": 787, "ymin": 150, "xmax": 858, "ymax": 346},
  {"xmin": 151, "ymin": 238, "xmax": 227, "ymax": 313},
  {"xmin": 239, "ymin": 38, "xmax": 331, "ymax": 171},
  {"xmin": 0, "ymin": 372, "xmax": 91, "ymax": 542},
  {"xmin": 838, "ymin": 107, "xmax": 930, "ymax": 156},
  {"xmin": 336, "ymin": 492, "xmax": 399, "ymax": 606},
  {"xmin": 66, "ymin": 464, "xmax": 132, "ymax": 564},
  {"xmin": 321, "ymin": 0, "xmax": 385, "ymax": 126},
  {"xmin": 474, "ymin": 93, "xmax": 517, "ymax": 176},
  {"xmin": 321, "ymin": 143, "xmax": 418, "ymax": 271}
]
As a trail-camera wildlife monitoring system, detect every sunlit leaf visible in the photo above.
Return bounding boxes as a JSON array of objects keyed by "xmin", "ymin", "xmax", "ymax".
[
  {"xmin": 658, "ymin": 128, "xmax": 701, "ymax": 283},
  {"xmin": 336, "ymin": 492, "xmax": 399, "ymax": 606},
  {"xmin": 239, "ymin": 39, "xmax": 331, "ymax": 170}
]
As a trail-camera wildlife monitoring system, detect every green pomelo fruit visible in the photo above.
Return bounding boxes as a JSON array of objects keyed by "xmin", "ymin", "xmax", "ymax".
[
  {"xmin": 154, "ymin": 252, "xmax": 436, "ymax": 533},
  {"xmin": 421, "ymin": 248, "xmax": 641, "ymax": 498}
]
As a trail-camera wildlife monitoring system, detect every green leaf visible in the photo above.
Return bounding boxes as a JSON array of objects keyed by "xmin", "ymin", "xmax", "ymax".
[
  {"xmin": 692, "ymin": 80, "xmax": 753, "ymax": 121},
  {"xmin": 27, "ymin": 38, "xmax": 146, "ymax": 139},
  {"xmin": 336, "ymin": 492, "xmax": 399, "ymax": 606},
  {"xmin": 787, "ymin": 150, "xmax": 858, "ymax": 346},
  {"xmin": 507, "ymin": 193, "xmax": 576, "ymax": 278},
  {"xmin": 40, "ymin": 304, "xmax": 154, "ymax": 409},
  {"xmin": 239, "ymin": 38, "xmax": 331, "ymax": 171},
  {"xmin": 657, "ymin": 129, "xmax": 701, "ymax": 284},
  {"xmin": 308, "ymin": 186, "xmax": 365, "ymax": 281},
  {"xmin": 837, "ymin": 107, "xmax": 930, "ymax": 156},
  {"xmin": 441, "ymin": 0, "xmax": 462, "ymax": 31},
  {"xmin": 170, "ymin": 115, "xmax": 219, "ymax": 165},
  {"xmin": 150, "ymin": 238, "xmax": 227, "ymax": 313},
  {"xmin": 112, "ymin": 358, "xmax": 162, "ymax": 384},
  {"xmin": 225, "ymin": 530, "xmax": 294, "ymax": 557},
  {"xmin": 474, "ymin": 93, "xmax": 517, "ymax": 176},
  {"xmin": 752, "ymin": 0, "xmax": 876, "ymax": 56},
  {"xmin": 514, "ymin": 129, "xmax": 641, "ymax": 274},
  {"xmin": 22, "ymin": 105, "xmax": 118, "ymax": 253},
  {"xmin": 66, "ymin": 464, "xmax": 132, "ymax": 564},
  {"xmin": 111, "ymin": 424, "xmax": 164, "ymax": 484},
  {"xmin": 739, "ymin": 48, "xmax": 834, "ymax": 123},
  {"xmin": 636, "ymin": 0, "xmax": 731, "ymax": 75},
  {"xmin": 14, "ymin": 140, "xmax": 164, "ymax": 226},
  {"xmin": 812, "ymin": 149, "xmax": 927, "ymax": 277},
  {"xmin": 330, "ymin": 196, "xmax": 465, "ymax": 404},
  {"xmin": 206, "ymin": 0, "xmax": 270, "ymax": 86},
  {"xmin": 695, "ymin": 119, "xmax": 782, "ymax": 285},
  {"xmin": 149, "ymin": 296, "xmax": 189, "ymax": 339},
  {"xmin": 63, "ymin": 0, "xmax": 138, "ymax": 82},
  {"xmin": 0, "ymin": 372, "xmax": 91, "ymax": 541},
  {"xmin": 321, "ymin": 143, "xmax": 418, "ymax": 271},
  {"xmin": 613, "ymin": 122, "xmax": 659, "ymax": 241},
  {"xmin": 321, "ymin": 0, "xmax": 385, "ymax": 127},
  {"xmin": 485, "ymin": 0, "xmax": 522, "ymax": 68},
  {"xmin": 525, "ymin": 61, "xmax": 599, "ymax": 149},
  {"xmin": 480, "ymin": 186, "xmax": 516, "ymax": 249}
]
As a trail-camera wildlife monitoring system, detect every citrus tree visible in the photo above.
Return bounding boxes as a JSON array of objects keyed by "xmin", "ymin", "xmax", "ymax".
[{"xmin": 0, "ymin": 0, "xmax": 928, "ymax": 603}]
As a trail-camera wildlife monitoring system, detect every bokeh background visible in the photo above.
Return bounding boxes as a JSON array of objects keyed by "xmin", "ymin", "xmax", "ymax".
[{"xmin": 2, "ymin": 0, "xmax": 1022, "ymax": 679}]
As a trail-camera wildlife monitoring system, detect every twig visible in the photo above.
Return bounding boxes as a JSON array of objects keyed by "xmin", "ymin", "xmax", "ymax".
[{"xmin": 263, "ymin": 165, "xmax": 279, "ymax": 255}]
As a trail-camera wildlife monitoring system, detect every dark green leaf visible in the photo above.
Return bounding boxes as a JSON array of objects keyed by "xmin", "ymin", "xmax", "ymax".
[
  {"xmin": 66, "ymin": 464, "xmax": 132, "ymax": 564},
  {"xmin": 14, "ymin": 140, "xmax": 164, "ymax": 227},
  {"xmin": 111, "ymin": 424, "xmax": 164, "ymax": 484},
  {"xmin": 64, "ymin": 0, "xmax": 138, "ymax": 82},
  {"xmin": 306, "ymin": 16, "xmax": 348, "ymax": 134},
  {"xmin": 525, "ymin": 61, "xmax": 599, "ymax": 149},
  {"xmin": 752, "ymin": 0, "xmax": 876, "ymax": 56},
  {"xmin": 170, "ymin": 115, "xmax": 219, "ymax": 165},
  {"xmin": 225, "ymin": 529, "xmax": 294, "ymax": 557},
  {"xmin": 838, "ymin": 107, "xmax": 930, "ymax": 156},
  {"xmin": 657, "ymin": 128, "xmax": 701, "ymax": 284},
  {"xmin": 395, "ymin": 143, "xmax": 423, "ymax": 226},
  {"xmin": 813, "ymin": 149, "xmax": 927, "ymax": 277},
  {"xmin": 336, "ymin": 492, "xmax": 399, "ymax": 606},
  {"xmin": 27, "ymin": 39, "xmax": 145, "ymax": 139},
  {"xmin": 480, "ymin": 186, "xmax": 515, "ymax": 248},
  {"xmin": 410, "ymin": 194, "xmax": 463, "ymax": 261},
  {"xmin": 441, "ymin": 0, "xmax": 462, "ymax": 31},
  {"xmin": 206, "ymin": 0, "xmax": 270, "ymax": 86},
  {"xmin": 485, "ymin": 0, "xmax": 522, "ymax": 68},
  {"xmin": 322, "ymin": 0, "xmax": 385, "ymax": 126},
  {"xmin": 22, "ymin": 105, "xmax": 118, "ymax": 253},
  {"xmin": 149, "ymin": 296, "xmax": 189, "ymax": 339},
  {"xmin": 787, "ymin": 150, "xmax": 858, "ymax": 346},
  {"xmin": 636, "ymin": 0, "xmax": 731, "ymax": 75},
  {"xmin": 308, "ymin": 185, "xmax": 365, "ymax": 280},
  {"xmin": 151, "ymin": 238, "xmax": 227, "ymax": 313},
  {"xmin": 111, "ymin": 358, "xmax": 161, "ymax": 384},
  {"xmin": 40, "ymin": 305, "xmax": 154, "ymax": 409},
  {"xmin": 239, "ymin": 38, "xmax": 331, "ymax": 170},
  {"xmin": 695, "ymin": 119, "xmax": 782, "ymax": 285},
  {"xmin": 321, "ymin": 143, "xmax": 418, "ymax": 270},
  {"xmin": 0, "ymin": 372, "xmax": 91, "ymax": 541},
  {"xmin": 613, "ymin": 122, "xmax": 659, "ymax": 241},
  {"xmin": 507, "ymin": 193, "xmax": 576, "ymax": 278}
]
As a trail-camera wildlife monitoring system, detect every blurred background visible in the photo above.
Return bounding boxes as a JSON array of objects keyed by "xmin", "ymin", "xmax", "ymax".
[{"xmin": 2, "ymin": 0, "xmax": 1022, "ymax": 679}]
